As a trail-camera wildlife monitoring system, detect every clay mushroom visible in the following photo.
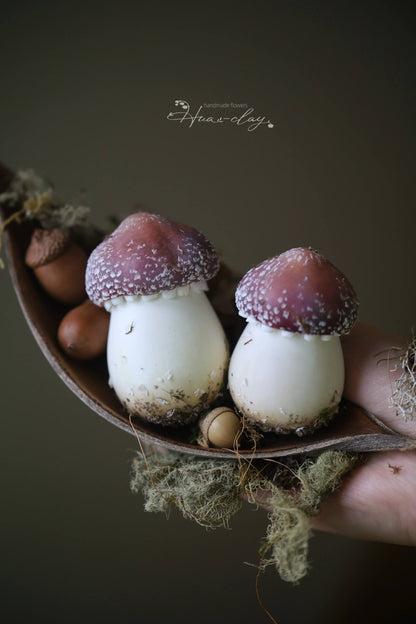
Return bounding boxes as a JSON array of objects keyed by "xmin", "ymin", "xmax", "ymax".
[
  {"xmin": 228, "ymin": 247, "xmax": 359, "ymax": 434},
  {"xmin": 85, "ymin": 212, "xmax": 229, "ymax": 425}
]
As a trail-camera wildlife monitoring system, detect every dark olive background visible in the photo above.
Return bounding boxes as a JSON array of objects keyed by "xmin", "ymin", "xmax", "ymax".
[{"xmin": 1, "ymin": 2, "xmax": 415, "ymax": 623}]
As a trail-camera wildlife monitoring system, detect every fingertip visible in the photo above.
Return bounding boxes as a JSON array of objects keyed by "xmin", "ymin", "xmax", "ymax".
[{"xmin": 341, "ymin": 321, "xmax": 409, "ymax": 430}]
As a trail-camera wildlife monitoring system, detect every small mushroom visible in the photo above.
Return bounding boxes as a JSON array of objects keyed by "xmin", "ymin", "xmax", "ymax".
[
  {"xmin": 228, "ymin": 247, "xmax": 359, "ymax": 434},
  {"xmin": 85, "ymin": 212, "xmax": 229, "ymax": 426},
  {"xmin": 198, "ymin": 406, "xmax": 242, "ymax": 448},
  {"xmin": 25, "ymin": 228, "xmax": 88, "ymax": 305}
]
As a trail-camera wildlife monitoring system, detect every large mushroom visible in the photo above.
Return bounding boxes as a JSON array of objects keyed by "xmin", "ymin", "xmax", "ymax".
[
  {"xmin": 85, "ymin": 212, "xmax": 229, "ymax": 426},
  {"xmin": 228, "ymin": 247, "xmax": 359, "ymax": 434}
]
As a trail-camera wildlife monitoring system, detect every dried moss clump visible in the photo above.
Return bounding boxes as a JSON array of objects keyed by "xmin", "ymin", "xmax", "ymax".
[
  {"xmin": 130, "ymin": 451, "xmax": 243, "ymax": 528},
  {"xmin": 0, "ymin": 169, "xmax": 102, "ymax": 262},
  {"xmin": 130, "ymin": 448, "xmax": 359, "ymax": 583},
  {"xmin": 249, "ymin": 450, "xmax": 361, "ymax": 583},
  {"xmin": 0, "ymin": 169, "xmax": 91, "ymax": 228},
  {"xmin": 390, "ymin": 336, "xmax": 416, "ymax": 421}
]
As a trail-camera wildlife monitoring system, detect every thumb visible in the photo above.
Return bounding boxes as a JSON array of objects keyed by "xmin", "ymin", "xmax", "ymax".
[{"xmin": 341, "ymin": 321, "xmax": 414, "ymax": 436}]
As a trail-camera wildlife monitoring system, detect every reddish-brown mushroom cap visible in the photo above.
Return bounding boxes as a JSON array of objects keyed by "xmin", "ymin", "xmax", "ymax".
[
  {"xmin": 86, "ymin": 212, "xmax": 220, "ymax": 306},
  {"xmin": 235, "ymin": 247, "xmax": 359, "ymax": 335}
]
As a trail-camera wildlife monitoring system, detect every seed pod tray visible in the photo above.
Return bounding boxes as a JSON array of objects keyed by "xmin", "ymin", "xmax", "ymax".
[{"xmin": 1, "ymin": 175, "xmax": 415, "ymax": 459}]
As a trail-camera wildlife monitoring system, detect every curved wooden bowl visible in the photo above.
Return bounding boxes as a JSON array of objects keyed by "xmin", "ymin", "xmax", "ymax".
[{"xmin": 1, "ymin": 164, "xmax": 415, "ymax": 458}]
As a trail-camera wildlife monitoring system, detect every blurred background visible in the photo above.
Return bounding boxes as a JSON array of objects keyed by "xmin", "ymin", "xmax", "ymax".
[{"xmin": 1, "ymin": 1, "xmax": 415, "ymax": 622}]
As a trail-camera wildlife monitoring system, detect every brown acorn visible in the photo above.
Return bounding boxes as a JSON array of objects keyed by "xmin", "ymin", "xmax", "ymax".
[
  {"xmin": 198, "ymin": 406, "xmax": 242, "ymax": 449},
  {"xmin": 57, "ymin": 299, "xmax": 110, "ymax": 360},
  {"xmin": 25, "ymin": 228, "xmax": 88, "ymax": 305}
]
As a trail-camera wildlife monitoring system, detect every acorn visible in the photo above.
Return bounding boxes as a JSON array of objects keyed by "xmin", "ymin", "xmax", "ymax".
[
  {"xmin": 25, "ymin": 228, "xmax": 88, "ymax": 305},
  {"xmin": 198, "ymin": 406, "xmax": 242, "ymax": 448},
  {"xmin": 57, "ymin": 299, "xmax": 110, "ymax": 360}
]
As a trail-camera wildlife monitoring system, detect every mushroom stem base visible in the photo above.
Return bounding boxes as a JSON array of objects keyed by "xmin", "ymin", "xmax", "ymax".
[
  {"xmin": 228, "ymin": 323, "xmax": 345, "ymax": 431},
  {"xmin": 106, "ymin": 291, "xmax": 229, "ymax": 424}
]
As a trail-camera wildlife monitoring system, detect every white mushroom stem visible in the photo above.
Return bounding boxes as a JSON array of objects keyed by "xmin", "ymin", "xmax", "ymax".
[
  {"xmin": 228, "ymin": 321, "xmax": 344, "ymax": 431},
  {"xmin": 105, "ymin": 282, "xmax": 229, "ymax": 421}
]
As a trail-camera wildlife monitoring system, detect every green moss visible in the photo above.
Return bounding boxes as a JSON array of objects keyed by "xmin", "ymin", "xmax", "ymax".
[
  {"xmin": 130, "ymin": 451, "xmax": 243, "ymax": 528},
  {"xmin": 253, "ymin": 451, "xmax": 361, "ymax": 583},
  {"xmin": 130, "ymin": 448, "xmax": 360, "ymax": 582}
]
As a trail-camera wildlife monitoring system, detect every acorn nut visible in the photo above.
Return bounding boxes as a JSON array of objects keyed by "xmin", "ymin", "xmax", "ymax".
[
  {"xmin": 58, "ymin": 299, "xmax": 110, "ymax": 359},
  {"xmin": 25, "ymin": 228, "xmax": 88, "ymax": 305},
  {"xmin": 199, "ymin": 406, "xmax": 242, "ymax": 448}
]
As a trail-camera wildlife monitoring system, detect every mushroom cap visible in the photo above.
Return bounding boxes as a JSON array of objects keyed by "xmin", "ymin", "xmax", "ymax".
[
  {"xmin": 86, "ymin": 212, "xmax": 220, "ymax": 306},
  {"xmin": 235, "ymin": 247, "xmax": 359, "ymax": 334}
]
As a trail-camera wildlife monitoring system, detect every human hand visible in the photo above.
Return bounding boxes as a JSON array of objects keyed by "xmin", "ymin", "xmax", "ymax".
[{"xmin": 310, "ymin": 321, "xmax": 416, "ymax": 545}]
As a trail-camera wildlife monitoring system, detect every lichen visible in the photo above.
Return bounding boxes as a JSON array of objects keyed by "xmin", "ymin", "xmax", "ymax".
[
  {"xmin": 0, "ymin": 168, "xmax": 51, "ymax": 205},
  {"xmin": 0, "ymin": 169, "xmax": 103, "ymax": 265},
  {"xmin": 390, "ymin": 335, "xmax": 416, "ymax": 421},
  {"xmin": 130, "ymin": 450, "xmax": 243, "ymax": 528},
  {"xmin": 130, "ymin": 447, "xmax": 359, "ymax": 581},
  {"xmin": 0, "ymin": 169, "xmax": 90, "ymax": 229},
  {"xmin": 247, "ymin": 450, "xmax": 361, "ymax": 583}
]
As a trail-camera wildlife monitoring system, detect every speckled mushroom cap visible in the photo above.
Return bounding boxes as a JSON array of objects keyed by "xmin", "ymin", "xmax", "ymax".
[
  {"xmin": 86, "ymin": 212, "xmax": 220, "ymax": 306},
  {"xmin": 235, "ymin": 247, "xmax": 359, "ymax": 335}
]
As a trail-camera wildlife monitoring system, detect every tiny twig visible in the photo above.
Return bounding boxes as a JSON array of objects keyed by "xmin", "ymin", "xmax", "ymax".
[{"xmin": 255, "ymin": 543, "xmax": 279, "ymax": 624}]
